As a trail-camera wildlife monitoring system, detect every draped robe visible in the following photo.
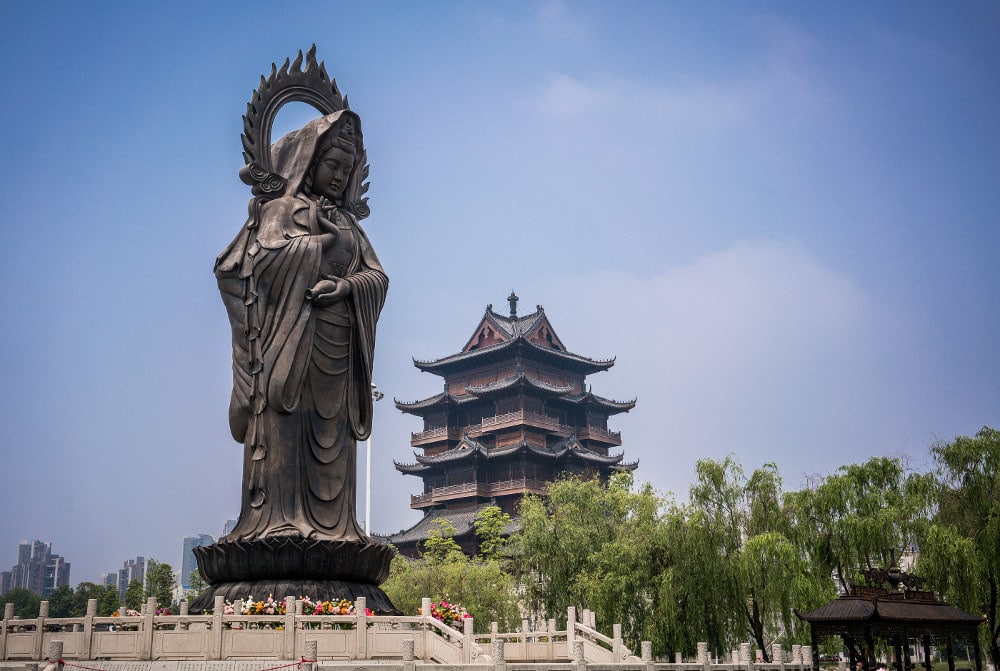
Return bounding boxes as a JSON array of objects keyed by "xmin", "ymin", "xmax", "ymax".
[{"xmin": 215, "ymin": 112, "xmax": 387, "ymax": 544}]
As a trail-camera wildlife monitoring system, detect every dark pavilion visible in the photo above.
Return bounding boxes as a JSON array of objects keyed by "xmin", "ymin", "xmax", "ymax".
[{"xmin": 387, "ymin": 293, "xmax": 637, "ymax": 556}]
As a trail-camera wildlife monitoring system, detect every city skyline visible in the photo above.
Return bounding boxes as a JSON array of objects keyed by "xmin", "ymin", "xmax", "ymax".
[{"xmin": 1, "ymin": 3, "xmax": 997, "ymax": 584}]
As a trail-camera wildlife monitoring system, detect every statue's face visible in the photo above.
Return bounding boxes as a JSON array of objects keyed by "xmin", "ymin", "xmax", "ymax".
[{"xmin": 311, "ymin": 145, "xmax": 356, "ymax": 201}]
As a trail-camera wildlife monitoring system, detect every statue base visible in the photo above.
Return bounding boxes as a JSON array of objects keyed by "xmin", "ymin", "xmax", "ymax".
[{"xmin": 191, "ymin": 536, "xmax": 397, "ymax": 614}]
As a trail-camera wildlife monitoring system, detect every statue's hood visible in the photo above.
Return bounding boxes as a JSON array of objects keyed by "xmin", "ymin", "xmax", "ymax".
[{"xmin": 270, "ymin": 109, "xmax": 362, "ymax": 197}]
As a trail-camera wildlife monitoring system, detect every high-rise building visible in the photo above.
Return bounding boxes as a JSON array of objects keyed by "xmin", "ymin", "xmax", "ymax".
[
  {"xmin": 220, "ymin": 519, "xmax": 237, "ymax": 538},
  {"xmin": 115, "ymin": 557, "xmax": 146, "ymax": 601},
  {"xmin": 1, "ymin": 540, "xmax": 71, "ymax": 596},
  {"xmin": 180, "ymin": 535, "xmax": 214, "ymax": 588}
]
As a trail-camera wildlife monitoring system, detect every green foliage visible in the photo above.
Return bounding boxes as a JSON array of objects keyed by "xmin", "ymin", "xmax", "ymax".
[
  {"xmin": 919, "ymin": 426, "xmax": 1000, "ymax": 666},
  {"xmin": 144, "ymin": 559, "xmax": 176, "ymax": 609},
  {"xmin": 784, "ymin": 455, "xmax": 935, "ymax": 593},
  {"xmin": 47, "ymin": 584, "xmax": 77, "ymax": 617},
  {"xmin": 687, "ymin": 458, "xmax": 833, "ymax": 658},
  {"xmin": 421, "ymin": 519, "xmax": 464, "ymax": 563},
  {"xmin": 187, "ymin": 570, "xmax": 207, "ymax": 599},
  {"xmin": 124, "ymin": 578, "xmax": 144, "ymax": 611},
  {"xmin": 474, "ymin": 505, "xmax": 512, "ymax": 561},
  {"xmin": 2, "ymin": 588, "xmax": 41, "ymax": 618},
  {"xmin": 97, "ymin": 584, "xmax": 120, "ymax": 616},
  {"xmin": 381, "ymin": 522, "xmax": 519, "ymax": 633}
]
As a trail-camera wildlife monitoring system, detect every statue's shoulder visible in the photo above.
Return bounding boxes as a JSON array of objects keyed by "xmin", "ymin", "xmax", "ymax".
[
  {"xmin": 260, "ymin": 195, "xmax": 311, "ymax": 220},
  {"xmin": 257, "ymin": 195, "xmax": 314, "ymax": 244}
]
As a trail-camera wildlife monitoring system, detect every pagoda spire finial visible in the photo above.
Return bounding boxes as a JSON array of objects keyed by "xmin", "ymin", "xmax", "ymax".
[{"xmin": 508, "ymin": 291, "xmax": 519, "ymax": 318}]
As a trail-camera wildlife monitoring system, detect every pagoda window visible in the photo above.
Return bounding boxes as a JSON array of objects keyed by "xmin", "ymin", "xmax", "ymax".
[
  {"xmin": 496, "ymin": 398, "xmax": 518, "ymax": 415},
  {"xmin": 523, "ymin": 397, "xmax": 543, "ymax": 414}
]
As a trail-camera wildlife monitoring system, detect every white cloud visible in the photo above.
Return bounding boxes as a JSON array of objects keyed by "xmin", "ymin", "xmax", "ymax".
[{"xmin": 521, "ymin": 239, "xmax": 914, "ymax": 495}]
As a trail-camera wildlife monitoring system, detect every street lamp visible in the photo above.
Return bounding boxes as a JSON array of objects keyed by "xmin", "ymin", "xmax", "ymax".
[{"xmin": 364, "ymin": 383, "xmax": 384, "ymax": 534}]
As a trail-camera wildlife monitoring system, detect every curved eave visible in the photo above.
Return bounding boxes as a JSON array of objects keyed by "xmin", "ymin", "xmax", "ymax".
[
  {"xmin": 613, "ymin": 461, "xmax": 639, "ymax": 472},
  {"xmin": 414, "ymin": 440, "xmax": 528, "ymax": 466},
  {"xmin": 396, "ymin": 393, "xmax": 478, "ymax": 417},
  {"xmin": 413, "ymin": 336, "xmax": 614, "ymax": 376},
  {"xmin": 467, "ymin": 371, "xmax": 575, "ymax": 397},
  {"xmin": 569, "ymin": 447, "xmax": 628, "ymax": 466},
  {"xmin": 394, "ymin": 460, "xmax": 431, "ymax": 474},
  {"xmin": 557, "ymin": 391, "xmax": 637, "ymax": 414}
]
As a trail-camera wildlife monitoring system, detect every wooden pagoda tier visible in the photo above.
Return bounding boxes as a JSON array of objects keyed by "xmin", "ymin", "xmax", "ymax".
[{"xmin": 388, "ymin": 294, "xmax": 636, "ymax": 555}]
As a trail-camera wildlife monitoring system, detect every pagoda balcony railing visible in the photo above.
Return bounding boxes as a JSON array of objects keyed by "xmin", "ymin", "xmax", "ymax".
[
  {"xmin": 411, "ymin": 426, "xmax": 460, "ymax": 444},
  {"xmin": 411, "ymin": 413, "xmax": 622, "ymax": 447},
  {"xmin": 411, "ymin": 478, "xmax": 549, "ymax": 508},
  {"xmin": 477, "ymin": 410, "xmax": 569, "ymax": 436},
  {"xmin": 577, "ymin": 426, "xmax": 622, "ymax": 445}
]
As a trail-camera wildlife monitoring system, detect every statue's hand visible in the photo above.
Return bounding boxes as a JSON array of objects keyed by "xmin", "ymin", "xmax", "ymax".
[{"xmin": 306, "ymin": 278, "xmax": 351, "ymax": 305}]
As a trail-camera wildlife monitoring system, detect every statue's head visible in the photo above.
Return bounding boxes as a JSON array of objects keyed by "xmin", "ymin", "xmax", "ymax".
[
  {"xmin": 269, "ymin": 110, "xmax": 366, "ymax": 207},
  {"xmin": 305, "ymin": 116, "xmax": 360, "ymax": 203}
]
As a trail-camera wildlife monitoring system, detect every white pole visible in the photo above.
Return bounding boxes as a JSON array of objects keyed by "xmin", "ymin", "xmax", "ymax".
[{"xmin": 365, "ymin": 384, "xmax": 384, "ymax": 534}]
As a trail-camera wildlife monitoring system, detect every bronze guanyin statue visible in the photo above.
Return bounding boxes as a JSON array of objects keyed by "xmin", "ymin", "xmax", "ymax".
[{"xmin": 192, "ymin": 47, "xmax": 396, "ymax": 613}]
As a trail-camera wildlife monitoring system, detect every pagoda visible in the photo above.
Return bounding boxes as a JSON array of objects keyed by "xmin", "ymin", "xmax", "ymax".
[{"xmin": 388, "ymin": 293, "xmax": 637, "ymax": 555}]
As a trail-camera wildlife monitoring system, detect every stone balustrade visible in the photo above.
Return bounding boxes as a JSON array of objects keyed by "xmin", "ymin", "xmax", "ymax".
[{"xmin": 1, "ymin": 598, "xmax": 814, "ymax": 671}]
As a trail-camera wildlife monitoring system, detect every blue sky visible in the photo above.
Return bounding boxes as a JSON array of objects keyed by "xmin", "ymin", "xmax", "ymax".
[{"xmin": 1, "ymin": 2, "xmax": 997, "ymax": 586}]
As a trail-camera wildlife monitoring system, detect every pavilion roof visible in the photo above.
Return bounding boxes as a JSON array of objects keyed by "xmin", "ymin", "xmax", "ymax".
[{"xmin": 797, "ymin": 593, "xmax": 983, "ymax": 626}]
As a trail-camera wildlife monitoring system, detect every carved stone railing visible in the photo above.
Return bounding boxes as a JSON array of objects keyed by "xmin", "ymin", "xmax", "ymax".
[{"xmin": 1, "ymin": 598, "xmax": 814, "ymax": 669}]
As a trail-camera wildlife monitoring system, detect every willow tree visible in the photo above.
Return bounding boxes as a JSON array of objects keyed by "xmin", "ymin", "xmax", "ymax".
[
  {"xmin": 688, "ymin": 458, "xmax": 832, "ymax": 659},
  {"xmin": 919, "ymin": 427, "xmax": 999, "ymax": 666},
  {"xmin": 513, "ymin": 472, "xmax": 669, "ymax": 647},
  {"xmin": 785, "ymin": 456, "xmax": 935, "ymax": 594}
]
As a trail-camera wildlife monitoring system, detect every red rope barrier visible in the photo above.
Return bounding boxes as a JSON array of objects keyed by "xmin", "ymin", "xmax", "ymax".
[
  {"xmin": 58, "ymin": 655, "xmax": 317, "ymax": 671},
  {"xmin": 59, "ymin": 661, "xmax": 107, "ymax": 671}
]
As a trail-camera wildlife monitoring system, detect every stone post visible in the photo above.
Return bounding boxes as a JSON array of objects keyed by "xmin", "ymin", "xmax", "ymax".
[
  {"xmin": 675, "ymin": 652, "xmax": 683, "ymax": 664},
  {"xmin": 82, "ymin": 599, "xmax": 97, "ymax": 659},
  {"xmin": 403, "ymin": 638, "xmax": 416, "ymax": 671},
  {"xmin": 793, "ymin": 645, "xmax": 802, "ymax": 665},
  {"xmin": 741, "ymin": 643, "xmax": 753, "ymax": 671},
  {"xmin": 285, "ymin": 596, "xmax": 297, "ymax": 660},
  {"xmin": 462, "ymin": 615, "xmax": 474, "ymax": 664},
  {"xmin": 180, "ymin": 601, "xmax": 189, "ymax": 615},
  {"xmin": 574, "ymin": 639, "xmax": 586, "ymax": 671},
  {"xmin": 356, "ymin": 596, "xmax": 368, "ymax": 659},
  {"xmin": 642, "ymin": 641, "xmax": 654, "ymax": 671},
  {"xmin": 47, "ymin": 640, "xmax": 63, "ymax": 669},
  {"xmin": 803, "ymin": 647, "xmax": 813, "ymax": 670},
  {"xmin": 5, "ymin": 603, "xmax": 14, "ymax": 620},
  {"xmin": 421, "ymin": 597, "xmax": 432, "ymax": 621},
  {"xmin": 493, "ymin": 638, "xmax": 506, "ymax": 671},
  {"xmin": 773, "ymin": 644, "xmax": 785, "ymax": 670},
  {"xmin": 304, "ymin": 640, "xmax": 318, "ymax": 671},
  {"xmin": 567, "ymin": 606, "xmax": 577, "ymax": 659},
  {"xmin": 211, "ymin": 595, "xmax": 225, "ymax": 660},
  {"xmin": 698, "ymin": 642, "xmax": 710, "ymax": 664},
  {"xmin": 613, "ymin": 624, "xmax": 623, "ymax": 662},
  {"xmin": 25, "ymin": 663, "xmax": 38, "ymax": 671},
  {"xmin": 35, "ymin": 602, "xmax": 49, "ymax": 661},
  {"xmin": 839, "ymin": 657, "xmax": 848, "ymax": 671}
]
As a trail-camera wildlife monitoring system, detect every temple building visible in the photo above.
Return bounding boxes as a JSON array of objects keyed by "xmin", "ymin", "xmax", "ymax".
[{"xmin": 387, "ymin": 293, "xmax": 637, "ymax": 556}]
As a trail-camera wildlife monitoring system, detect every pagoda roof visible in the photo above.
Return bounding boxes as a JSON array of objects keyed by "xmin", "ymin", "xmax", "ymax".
[
  {"xmin": 385, "ymin": 503, "xmax": 519, "ymax": 546},
  {"xmin": 412, "ymin": 299, "xmax": 615, "ymax": 376},
  {"xmin": 394, "ymin": 435, "xmax": 636, "ymax": 474}
]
